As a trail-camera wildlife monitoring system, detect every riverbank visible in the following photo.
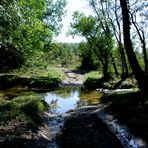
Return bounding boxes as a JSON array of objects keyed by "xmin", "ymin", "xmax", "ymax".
[
  {"xmin": 56, "ymin": 90, "xmax": 148, "ymax": 147},
  {"xmin": 1, "ymin": 67, "xmax": 147, "ymax": 148}
]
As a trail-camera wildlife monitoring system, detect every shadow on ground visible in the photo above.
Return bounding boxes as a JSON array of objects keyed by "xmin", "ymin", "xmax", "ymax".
[
  {"xmin": 57, "ymin": 113, "xmax": 123, "ymax": 148},
  {"xmin": 0, "ymin": 137, "xmax": 49, "ymax": 148},
  {"xmin": 101, "ymin": 91, "xmax": 148, "ymax": 143}
]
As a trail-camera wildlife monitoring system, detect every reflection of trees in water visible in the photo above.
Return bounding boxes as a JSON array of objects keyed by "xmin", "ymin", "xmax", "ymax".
[
  {"xmin": 48, "ymin": 99, "xmax": 59, "ymax": 113},
  {"xmin": 79, "ymin": 90, "xmax": 103, "ymax": 104},
  {"xmin": 53, "ymin": 87, "xmax": 80, "ymax": 99}
]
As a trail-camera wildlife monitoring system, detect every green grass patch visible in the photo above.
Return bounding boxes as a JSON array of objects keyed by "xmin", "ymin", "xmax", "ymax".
[
  {"xmin": 0, "ymin": 93, "xmax": 48, "ymax": 127},
  {"xmin": 84, "ymin": 71, "xmax": 102, "ymax": 81},
  {"xmin": 10, "ymin": 65, "xmax": 65, "ymax": 81},
  {"xmin": 0, "ymin": 64, "xmax": 66, "ymax": 89},
  {"xmin": 83, "ymin": 71, "xmax": 101, "ymax": 90},
  {"xmin": 83, "ymin": 71, "xmax": 137, "ymax": 90}
]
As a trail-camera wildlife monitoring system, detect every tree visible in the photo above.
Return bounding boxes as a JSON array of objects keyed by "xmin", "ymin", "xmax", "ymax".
[
  {"xmin": 130, "ymin": 0, "xmax": 148, "ymax": 72},
  {"xmin": 0, "ymin": 0, "xmax": 67, "ymax": 71},
  {"xmin": 78, "ymin": 42, "xmax": 99, "ymax": 70},
  {"xmin": 70, "ymin": 12, "xmax": 114, "ymax": 79},
  {"xmin": 105, "ymin": 0, "xmax": 129, "ymax": 78},
  {"xmin": 89, "ymin": 0, "xmax": 119, "ymax": 77},
  {"xmin": 119, "ymin": 0, "xmax": 148, "ymax": 91}
]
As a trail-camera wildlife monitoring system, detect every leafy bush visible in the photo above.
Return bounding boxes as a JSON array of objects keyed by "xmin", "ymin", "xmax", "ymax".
[
  {"xmin": 0, "ymin": 44, "xmax": 24, "ymax": 72},
  {"xmin": 84, "ymin": 77, "xmax": 99, "ymax": 89}
]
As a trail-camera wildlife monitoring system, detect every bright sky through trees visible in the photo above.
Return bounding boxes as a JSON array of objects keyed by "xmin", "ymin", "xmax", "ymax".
[{"xmin": 54, "ymin": 0, "xmax": 94, "ymax": 43}]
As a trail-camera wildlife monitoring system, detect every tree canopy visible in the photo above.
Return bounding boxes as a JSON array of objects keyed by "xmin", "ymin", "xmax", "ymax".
[{"xmin": 0, "ymin": 0, "xmax": 67, "ymax": 71}]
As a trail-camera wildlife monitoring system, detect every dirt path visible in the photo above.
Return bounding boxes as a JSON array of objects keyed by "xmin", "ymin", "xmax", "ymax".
[
  {"xmin": 57, "ymin": 107, "xmax": 123, "ymax": 148},
  {"xmin": 61, "ymin": 68, "xmax": 84, "ymax": 87}
]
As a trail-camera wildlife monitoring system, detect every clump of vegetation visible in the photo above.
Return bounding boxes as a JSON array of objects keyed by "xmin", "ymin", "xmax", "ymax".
[
  {"xmin": 0, "ymin": 44, "xmax": 24, "ymax": 72},
  {"xmin": 84, "ymin": 71, "xmax": 137, "ymax": 90},
  {"xmin": 0, "ymin": 93, "xmax": 48, "ymax": 127},
  {"xmin": 84, "ymin": 71, "xmax": 113, "ymax": 89},
  {"xmin": 84, "ymin": 71, "xmax": 102, "ymax": 81},
  {"xmin": 0, "ymin": 74, "xmax": 62, "ymax": 89},
  {"xmin": 0, "ymin": 63, "xmax": 66, "ymax": 89},
  {"xmin": 84, "ymin": 77, "xmax": 112, "ymax": 90}
]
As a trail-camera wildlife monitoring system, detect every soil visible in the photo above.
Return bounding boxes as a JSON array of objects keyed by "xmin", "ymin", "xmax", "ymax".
[
  {"xmin": 57, "ymin": 110, "xmax": 123, "ymax": 148},
  {"xmin": 0, "ymin": 113, "xmax": 51, "ymax": 148}
]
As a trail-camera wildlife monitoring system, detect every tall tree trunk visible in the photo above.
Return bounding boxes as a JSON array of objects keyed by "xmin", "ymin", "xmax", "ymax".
[
  {"xmin": 112, "ymin": 57, "xmax": 119, "ymax": 76},
  {"xmin": 142, "ymin": 37, "xmax": 148, "ymax": 73},
  {"xmin": 131, "ymin": 16, "xmax": 148, "ymax": 72},
  {"xmin": 120, "ymin": 45, "xmax": 129, "ymax": 78},
  {"xmin": 119, "ymin": 0, "xmax": 148, "ymax": 91},
  {"xmin": 102, "ymin": 63, "xmax": 109, "ymax": 80}
]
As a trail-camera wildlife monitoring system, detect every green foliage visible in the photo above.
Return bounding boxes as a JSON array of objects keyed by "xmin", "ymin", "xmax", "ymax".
[
  {"xmin": 0, "ymin": 0, "xmax": 67, "ymax": 71},
  {"xmin": 0, "ymin": 93, "xmax": 48, "ymax": 126},
  {"xmin": 70, "ymin": 11, "xmax": 114, "ymax": 77},
  {"xmin": 47, "ymin": 42, "xmax": 79, "ymax": 66},
  {"xmin": 84, "ymin": 71, "xmax": 102, "ymax": 89},
  {"xmin": 84, "ymin": 71, "xmax": 102, "ymax": 81},
  {"xmin": 0, "ymin": 44, "xmax": 24, "ymax": 72},
  {"xmin": 42, "ymin": 0, "xmax": 67, "ymax": 35},
  {"xmin": 78, "ymin": 42, "xmax": 100, "ymax": 70}
]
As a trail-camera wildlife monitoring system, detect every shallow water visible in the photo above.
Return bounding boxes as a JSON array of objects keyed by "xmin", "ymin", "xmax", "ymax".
[
  {"xmin": 0, "ymin": 86, "xmax": 103, "ymax": 114},
  {"xmin": 43, "ymin": 87, "xmax": 103, "ymax": 114},
  {"xmin": 0, "ymin": 87, "xmax": 103, "ymax": 148}
]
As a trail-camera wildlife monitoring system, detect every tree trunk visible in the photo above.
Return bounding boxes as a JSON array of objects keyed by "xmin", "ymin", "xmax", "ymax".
[
  {"xmin": 121, "ymin": 45, "xmax": 129, "ymax": 77},
  {"xmin": 112, "ymin": 57, "xmax": 119, "ymax": 76},
  {"xmin": 131, "ymin": 16, "xmax": 148, "ymax": 73},
  {"xmin": 119, "ymin": 0, "xmax": 148, "ymax": 91},
  {"xmin": 142, "ymin": 34, "xmax": 148, "ymax": 73},
  {"xmin": 102, "ymin": 63, "xmax": 109, "ymax": 80}
]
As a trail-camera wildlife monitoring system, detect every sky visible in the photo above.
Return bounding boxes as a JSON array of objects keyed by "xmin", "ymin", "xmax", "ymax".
[{"xmin": 54, "ymin": 0, "xmax": 94, "ymax": 43}]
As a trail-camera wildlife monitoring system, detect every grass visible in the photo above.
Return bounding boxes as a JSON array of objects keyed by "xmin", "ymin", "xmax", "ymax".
[
  {"xmin": 0, "ymin": 65, "xmax": 65, "ymax": 89},
  {"xmin": 83, "ymin": 71, "xmax": 114, "ymax": 89},
  {"xmin": 10, "ymin": 65, "xmax": 65, "ymax": 81},
  {"xmin": 83, "ymin": 70, "xmax": 137, "ymax": 90},
  {"xmin": 84, "ymin": 71, "xmax": 102, "ymax": 81},
  {"xmin": 0, "ymin": 92, "xmax": 48, "ymax": 127}
]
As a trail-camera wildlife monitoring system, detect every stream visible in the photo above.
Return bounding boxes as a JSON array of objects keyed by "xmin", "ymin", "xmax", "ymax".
[
  {"xmin": 1, "ymin": 85, "xmax": 146, "ymax": 147},
  {"xmin": 1, "ymin": 67, "xmax": 145, "ymax": 147},
  {"xmin": 43, "ymin": 86, "xmax": 146, "ymax": 148},
  {"xmin": 42, "ymin": 86, "xmax": 103, "ymax": 148}
]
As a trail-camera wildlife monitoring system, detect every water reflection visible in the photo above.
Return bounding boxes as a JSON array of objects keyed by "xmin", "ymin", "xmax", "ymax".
[
  {"xmin": 44, "ymin": 87, "xmax": 80, "ymax": 114},
  {"xmin": 0, "ymin": 87, "xmax": 103, "ymax": 114},
  {"xmin": 44, "ymin": 87, "xmax": 102, "ymax": 114},
  {"xmin": 80, "ymin": 90, "xmax": 103, "ymax": 104}
]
